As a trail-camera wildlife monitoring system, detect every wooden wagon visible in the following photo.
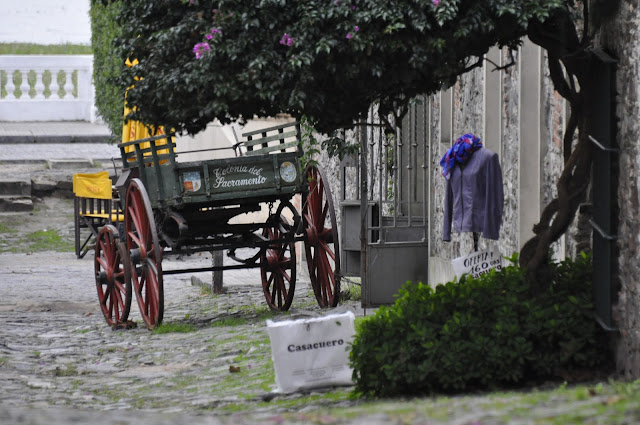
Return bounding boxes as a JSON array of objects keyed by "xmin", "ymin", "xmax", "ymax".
[{"xmin": 75, "ymin": 121, "xmax": 341, "ymax": 329}]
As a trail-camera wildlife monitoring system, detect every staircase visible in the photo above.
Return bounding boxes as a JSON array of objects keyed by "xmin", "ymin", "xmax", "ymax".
[{"xmin": 0, "ymin": 179, "xmax": 33, "ymax": 212}]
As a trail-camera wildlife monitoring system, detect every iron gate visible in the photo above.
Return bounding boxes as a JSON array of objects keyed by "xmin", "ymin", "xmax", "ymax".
[{"xmin": 340, "ymin": 99, "xmax": 430, "ymax": 306}]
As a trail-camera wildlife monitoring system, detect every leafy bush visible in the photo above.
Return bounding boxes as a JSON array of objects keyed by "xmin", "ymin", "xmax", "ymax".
[
  {"xmin": 90, "ymin": 0, "xmax": 124, "ymax": 139},
  {"xmin": 113, "ymin": 0, "xmax": 569, "ymax": 136},
  {"xmin": 349, "ymin": 253, "xmax": 611, "ymax": 397}
]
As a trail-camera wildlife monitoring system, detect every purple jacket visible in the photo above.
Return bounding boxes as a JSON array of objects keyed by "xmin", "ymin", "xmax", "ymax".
[{"xmin": 443, "ymin": 147, "xmax": 504, "ymax": 241}]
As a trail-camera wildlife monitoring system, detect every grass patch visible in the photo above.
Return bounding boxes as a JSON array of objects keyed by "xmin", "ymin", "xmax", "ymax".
[
  {"xmin": 54, "ymin": 364, "xmax": 79, "ymax": 377},
  {"xmin": 210, "ymin": 306, "xmax": 283, "ymax": 328},
  {"xmin": 211, "ymin": 316, "xmax": 248, "ymax": 327},
  {"xmin": 340, "ymin": 279, "xmax": 362, "ymax": 302},
  {"xmin": 0, "ymin": 223, "xmax": 16, "ymax": 233},
  {"xmin": 152, "ymin": 322, "xmax": 197, "ymax": 334},
  {"xmin": 0, "ymin": 43, "xmax": 92, "ymax": 55},
  {"xmin": 21, "ymin": 229, "xmax": 74, "ymax": 253}
]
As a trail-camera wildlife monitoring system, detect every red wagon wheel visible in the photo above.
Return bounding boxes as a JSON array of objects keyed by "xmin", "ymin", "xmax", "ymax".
[
  {"xmin": 94, "ymin": 225, "xmax": 132, "ymax": 326},
  {"xmin": 124, "ymin": 178, "xmax": 164, "ymax": 330},
  {"xmin": 302, "ymin": 164, "xmax": 341, "ymax": 308},
  {"xmin": 260, "ymin": 201, "xmax": 298, "ymax": 311}
]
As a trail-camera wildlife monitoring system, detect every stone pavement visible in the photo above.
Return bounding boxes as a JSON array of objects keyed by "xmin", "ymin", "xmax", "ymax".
[{"xmin": 0, "ymin": 250, "xmax": 369, "ymax": 425}]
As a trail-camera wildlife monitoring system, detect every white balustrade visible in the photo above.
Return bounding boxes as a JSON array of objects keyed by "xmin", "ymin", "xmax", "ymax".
[{"xmin": 0, "ymin": 55, "xmax": 97, "ymax": 122}]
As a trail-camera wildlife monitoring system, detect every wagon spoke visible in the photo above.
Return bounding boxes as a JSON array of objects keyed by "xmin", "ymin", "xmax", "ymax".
[
  {"xmin": 277, "ymin": 276, "xmax": 285, "ymax": 307},
  {"xmin": 270, "ymin": 278, "xmax": 278, "ymax": 303},
  {"xmin": 319, "ymin": 240, "xmax": 336, "ymax": 261}
]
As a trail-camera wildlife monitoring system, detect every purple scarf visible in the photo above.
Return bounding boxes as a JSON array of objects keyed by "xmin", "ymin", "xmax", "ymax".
[{"xmin": 440, "ymin": 133, "xmax": 483, "ymax": 180}]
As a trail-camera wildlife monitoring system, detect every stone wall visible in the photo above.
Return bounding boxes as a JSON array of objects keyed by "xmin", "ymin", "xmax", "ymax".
[
  {"xmin": 600, "ymin": 2, "xmax": 640, "ymax": 378},
  {"xmin": 334, "ymin": 40, "xmax": 571, "ymax": 287},
  {"xmin": 427, "ymin": 42, "xmax": 568, "ymax": 283}
]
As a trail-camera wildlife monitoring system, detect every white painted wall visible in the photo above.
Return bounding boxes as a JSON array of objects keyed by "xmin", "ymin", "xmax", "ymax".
[{"xmin": 0, "ymin": 0, "xmax": 91, "ymax": 45}]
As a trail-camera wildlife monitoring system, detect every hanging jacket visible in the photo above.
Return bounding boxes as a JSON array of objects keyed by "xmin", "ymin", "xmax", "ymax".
[{"xmin": 443, "ymin": 147, "xmax": 504, "ymax": 241}]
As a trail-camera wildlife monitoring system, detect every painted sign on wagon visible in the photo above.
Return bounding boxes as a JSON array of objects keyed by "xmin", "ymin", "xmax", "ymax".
[
  {"xmin": 210, "ymin": 164, "xmax": 272, "ymax": 191},
  {"xmin": 451, "ymin": 248, "xmax": 503, "ymax": 279}
]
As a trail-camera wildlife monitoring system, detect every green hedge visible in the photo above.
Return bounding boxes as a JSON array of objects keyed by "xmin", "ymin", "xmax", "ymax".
[
  {"xmin": 349, "ymin": 253, "xmax": 611, "ymax": 397},
  {"xmin": 90, "ymin": 0, "xmax": 124, "ymax": 140}
]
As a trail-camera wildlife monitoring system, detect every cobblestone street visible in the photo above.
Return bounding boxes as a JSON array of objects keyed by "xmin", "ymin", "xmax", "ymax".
[
  {"xmin": 0, "ymin": 249, "xmax": 366, "ymax": 424},
  {"xmin": 0, "ymin": 139, "xmax": 638, "ymax": 425}
]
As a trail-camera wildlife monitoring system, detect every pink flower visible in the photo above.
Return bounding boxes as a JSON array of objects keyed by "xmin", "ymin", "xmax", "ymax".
[
  {"xmin": 432, "ymin": 0, "xmax": 441, "ymax": 5},
  {"xmin": 205, "ymin": 34, "xmax": 213, "ymax": 40},
  {"xmin": 211, "ymin": 28, "xmax": 222, "ymax": 35},
  {"xmin": 193, "ymin": 42, "xmax": 211, "ymax": 59},
  {"xmin": 280, "ymin": 33, "xmax": 293, "ymax": 47},
  {"xmin": 346, "ymin": 33, "xmax": 353, "ymax": 39},
  {"xmin": 354, "ymin": 25, "xmax": 359, "ymax": 32}
]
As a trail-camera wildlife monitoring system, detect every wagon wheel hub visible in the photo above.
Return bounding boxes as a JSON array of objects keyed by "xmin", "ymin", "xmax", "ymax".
[
  {"xmin": 265, "ymin": 251, "xmax": 282, "ymax": 271},
  {"xmin": 305, "ymin": 226, "xmax": 319, "ymax": 246}
]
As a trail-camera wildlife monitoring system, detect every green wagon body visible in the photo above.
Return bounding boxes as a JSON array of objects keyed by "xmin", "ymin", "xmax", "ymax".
[{"xmin": 117, "ymin": 121, "xmax": 305, "ymax": 210}]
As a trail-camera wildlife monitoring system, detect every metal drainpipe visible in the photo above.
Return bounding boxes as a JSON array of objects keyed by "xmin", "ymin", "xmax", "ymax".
[{"xmin": 359, "ymin": 121, "xmax": 368, "ymax": 315}]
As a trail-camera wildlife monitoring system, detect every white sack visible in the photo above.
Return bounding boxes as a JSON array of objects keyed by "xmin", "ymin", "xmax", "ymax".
[{"xmin": 266, "ymin": 311, "xmax": 356, "ymax": 393}]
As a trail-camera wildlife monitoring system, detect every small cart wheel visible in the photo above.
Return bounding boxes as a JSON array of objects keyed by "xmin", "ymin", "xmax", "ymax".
[
  {"xmin": 124, "ymin": 178, "xmax": 164, "ymax": 330},
  {"xmin": 94, "ymin": 225, "xmax": 132, "ymax": 326},
  {"xmin": 302, "ymin": 164, "xmax": 341, "ymax": 308},
  {"xmin": 260, "ymin": 201, "xmax": 298, "ymax": 311}
]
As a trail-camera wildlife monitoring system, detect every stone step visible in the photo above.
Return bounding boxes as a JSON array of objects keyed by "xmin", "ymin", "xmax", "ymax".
[
  {"xmin": 0, "ymin": 179, "xmax": 31, "ymax": 197},
  {"xmin": 0, "ymin": 195, "xmax": 34, "ymax": 212},
  {"xmin": 47, "ymin": 159, "xmax": 95, "ymax": 170}
]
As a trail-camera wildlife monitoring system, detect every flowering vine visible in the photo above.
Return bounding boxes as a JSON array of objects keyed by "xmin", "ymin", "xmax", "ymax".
[
  {"xmin": 346, "ymin": 25, "xmax": 360, "ymax": 39},
  {"xmin": 280, "ymin": 33, "xmax": 294, "ymax": 47},
  {"xmin": 193, "ymin": 42, "xmax": 210, "ymax": 59},
  {"xmin": 193, "ymin": 28, "xmax": 222, "ymax": 59}
]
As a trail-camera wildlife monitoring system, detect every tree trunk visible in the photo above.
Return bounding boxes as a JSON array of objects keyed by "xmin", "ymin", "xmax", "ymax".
[{"xmin": 520, "ymin": 11, "xmax": 594, "ymax": 293}]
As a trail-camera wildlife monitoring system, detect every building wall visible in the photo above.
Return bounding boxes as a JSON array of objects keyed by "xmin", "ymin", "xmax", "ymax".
[{"xmin": 600, "ymin": 2, "xmax": 640, "ymax": 378}]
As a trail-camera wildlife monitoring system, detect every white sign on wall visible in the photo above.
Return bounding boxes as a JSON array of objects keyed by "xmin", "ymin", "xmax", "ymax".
[{"xmin": 451, "ymin": 248, "xmax": 503, "ymax": 279}]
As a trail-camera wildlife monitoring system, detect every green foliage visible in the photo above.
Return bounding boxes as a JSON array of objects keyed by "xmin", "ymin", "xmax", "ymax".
[
  {"xmin": 90, "ymin": 0, "xmax": 124, "ymax": 139},
  {"xmin": 115, "ymin": 0, "xmax": 570, "ymax": 136},
  {"xmin": 300, "ymin": 115, "xmax": 321, "ymax": 169},
  {"xmin": 349, "ymin": 252, "xmax": 610, "ymax": 397}
]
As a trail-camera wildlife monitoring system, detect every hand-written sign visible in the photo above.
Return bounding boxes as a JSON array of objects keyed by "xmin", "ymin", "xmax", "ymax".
[{"xmin": 451, "ymin": 249, "xmax": 503, "ymax": 279}]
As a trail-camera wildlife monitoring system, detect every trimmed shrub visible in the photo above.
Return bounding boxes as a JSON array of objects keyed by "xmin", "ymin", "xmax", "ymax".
[
  {"xmin": 349, "ymin": 253, "xmax": 610, "ymax": 397},
  {"xmin": 90, "ymin": 0, "xmax": 124, "ymax": 139}
]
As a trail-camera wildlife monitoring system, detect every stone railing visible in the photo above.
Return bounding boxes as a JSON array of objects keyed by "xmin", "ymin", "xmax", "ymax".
[{"xmin": 0, "ymin": 55, "xmax": 97, "ymax": 122}]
